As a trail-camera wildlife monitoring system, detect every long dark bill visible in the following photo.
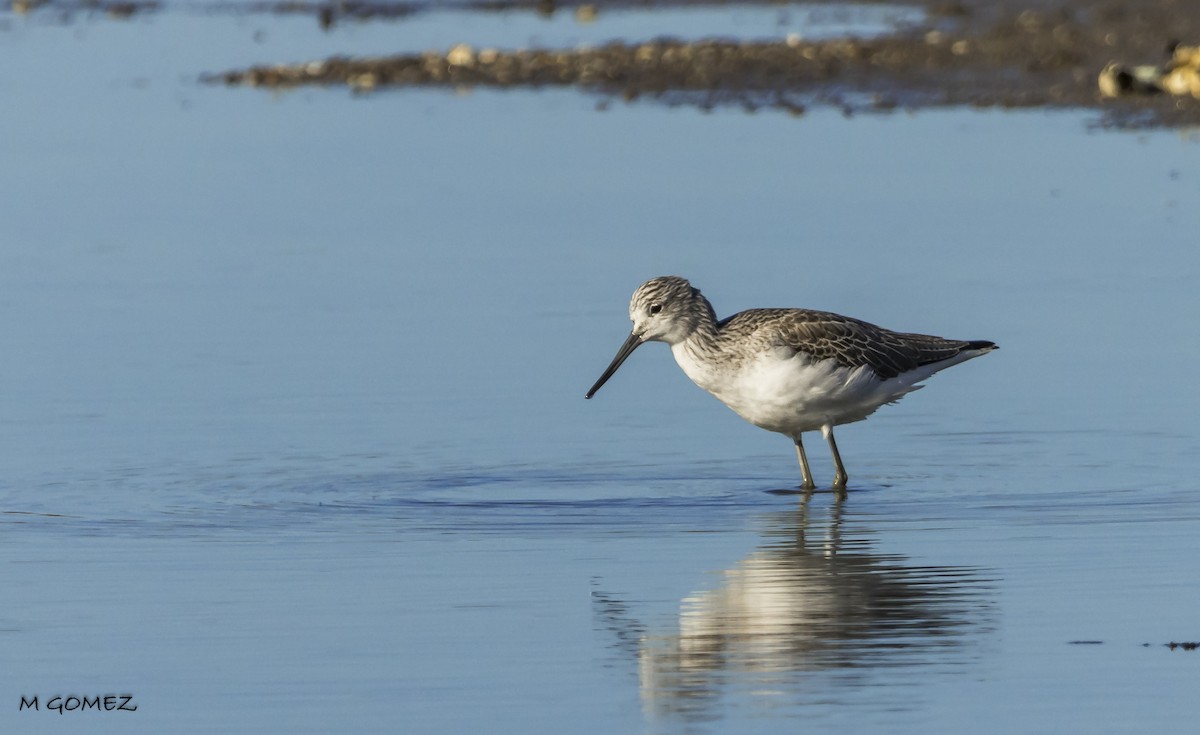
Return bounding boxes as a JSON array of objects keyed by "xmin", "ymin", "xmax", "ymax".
[{"xmin": 585, "ymin": 332, "xmax": 643, "ymax": 399}]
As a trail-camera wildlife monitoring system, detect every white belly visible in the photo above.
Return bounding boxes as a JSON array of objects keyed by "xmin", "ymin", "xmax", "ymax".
[{"xmin": 671, "ymin": 342, "xmax": 933, "ymax": 436}]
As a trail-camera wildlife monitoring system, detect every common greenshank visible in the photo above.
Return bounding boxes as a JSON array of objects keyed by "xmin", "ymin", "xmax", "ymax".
[{"xmin": 585, "ymin": 276, "xmax": 997, "ymax": 491}]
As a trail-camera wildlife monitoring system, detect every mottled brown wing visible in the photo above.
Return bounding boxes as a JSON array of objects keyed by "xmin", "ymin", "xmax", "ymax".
[{"xmin": 729, "ymin": 309, "xmax": 980, "ymax": 380}]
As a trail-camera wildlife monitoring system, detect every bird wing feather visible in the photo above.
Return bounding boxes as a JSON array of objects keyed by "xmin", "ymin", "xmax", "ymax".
[{"xmin": 722, "ymin": 309, "xmax": 977, "ymax": 380}]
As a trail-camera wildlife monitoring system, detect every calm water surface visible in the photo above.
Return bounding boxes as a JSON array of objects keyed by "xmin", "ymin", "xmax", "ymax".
[{"xmin": 2, "ymin": 3, "xmax": 1200, "ymax": 734}]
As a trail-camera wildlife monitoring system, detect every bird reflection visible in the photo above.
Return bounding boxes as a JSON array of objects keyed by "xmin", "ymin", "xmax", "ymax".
[{"xmin": 595, "ymin": 498, "xmax": 994, "ymax": 719}]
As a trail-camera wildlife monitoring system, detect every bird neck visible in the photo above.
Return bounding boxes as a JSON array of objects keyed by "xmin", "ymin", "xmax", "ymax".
[{"xmin": 679, "ymin": 295, "xmax": 721, "ymax": 352}]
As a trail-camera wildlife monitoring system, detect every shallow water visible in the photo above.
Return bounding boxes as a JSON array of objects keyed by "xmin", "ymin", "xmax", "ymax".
[{"xmin": 3, "ymin": 3, "xmax": 1200, "ymax": 733}]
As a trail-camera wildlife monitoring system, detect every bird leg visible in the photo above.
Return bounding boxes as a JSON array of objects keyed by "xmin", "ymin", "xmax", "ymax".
[
  {"xmin": 821, "ymin": 424, "xmax": 848, "ymax": 490},
  {"xmin": 793, "ymin": 436, "xmax": 816, "ymax": 490}
]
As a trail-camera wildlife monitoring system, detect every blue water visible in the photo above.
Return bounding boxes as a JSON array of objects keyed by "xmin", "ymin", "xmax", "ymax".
[{"xmin": 3, "ymin": 3, "xmax": 1200, "ymax": 733}]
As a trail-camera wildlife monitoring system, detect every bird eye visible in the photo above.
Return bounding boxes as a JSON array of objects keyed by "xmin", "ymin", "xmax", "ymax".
[{"xmin": 649, "ymin": 303, "xmax": 663, "ymax": 315}]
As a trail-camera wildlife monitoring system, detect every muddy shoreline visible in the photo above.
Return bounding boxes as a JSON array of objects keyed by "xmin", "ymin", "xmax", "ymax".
[
  {"xmin": 200, "ymin": 0, "xmax": 1200, "ymax": 126},
  {"xmin": 18, "ymin": 0, "xmax": 1200, "ymax": 125}
]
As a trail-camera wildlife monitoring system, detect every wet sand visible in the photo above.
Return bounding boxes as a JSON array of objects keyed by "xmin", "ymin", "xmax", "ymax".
[{"xmin": 203, "ymin": 0, "xmax": 1200, "ymax": 127}]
